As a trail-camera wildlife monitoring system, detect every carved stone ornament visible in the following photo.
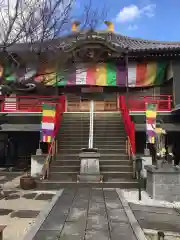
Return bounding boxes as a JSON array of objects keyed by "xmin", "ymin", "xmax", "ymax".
[{"xmin": 60, "ymin": 31, "xmax": 124, "ymax": 53}]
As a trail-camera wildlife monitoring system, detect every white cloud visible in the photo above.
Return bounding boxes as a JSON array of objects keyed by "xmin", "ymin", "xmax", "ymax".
[
  {"xmin": 143, "ymin": 4, "xmax": 156, "ymax": 17},
  {"xmin": 116, "ymin": 3, "xmax": 156, "ymax": 23},
  {"xmin": 128, "ymin": 24, "xmax": 139, "ymax": 31}
]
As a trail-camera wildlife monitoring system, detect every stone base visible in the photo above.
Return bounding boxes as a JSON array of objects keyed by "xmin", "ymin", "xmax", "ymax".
[
  {"xmin": 31, "ymin": 155, "xmax": 46, "ymax": 178},
  {"xmin": 146, "ymin": 165, "xmax": 180, "ymax": 201},
  {"xmin": 140, "ymin": 156, "xmax": 152, "ymax": 178},
  {"xmin": 77, "ymin": 174, "xmax": 103, "ymax": 182},
  {"xmin": 78, "ymin": 148, "xmax": 103, "ymax": 183}
]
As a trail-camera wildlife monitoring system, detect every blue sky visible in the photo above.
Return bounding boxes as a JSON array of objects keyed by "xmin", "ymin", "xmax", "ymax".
[{"xmin": 75, "ymin": 0, "xmax": 180, "ymax": 41}]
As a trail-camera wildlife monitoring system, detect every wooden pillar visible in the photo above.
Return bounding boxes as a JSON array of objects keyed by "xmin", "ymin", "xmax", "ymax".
[{"xmin": 0, "ymin": 225, "xmax": 6, "ymax": 240}]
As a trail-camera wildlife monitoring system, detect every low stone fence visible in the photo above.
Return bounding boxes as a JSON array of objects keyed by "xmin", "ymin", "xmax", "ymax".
[{"xmin": 146, "ymin": 165, "xmax": 180, "ymax": 202}]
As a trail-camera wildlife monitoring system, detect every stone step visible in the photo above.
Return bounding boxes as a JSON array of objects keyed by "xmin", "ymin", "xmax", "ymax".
[
  {"xmin": 61, "ymin": 121, "xmax": 123, "ymax": 125},
  {"xmin": 36, "ymin": 179, "xmax": 138, "ymax": 190},
  {"xmin": 52, "ymin": 160, "xmax": 81, "ymax": 166},
  {"xmin": 93, "ymin": 144, "xmax": 126, "ymax": 148},
  {"xmin": 51, "ymin": 166, "xmax": 80, "ymax": 172},
  {"xmin": 102, "ymin": 172, "xmax": 133, "ymax": 181},
  {"xmin": 57, "ymin": 149, "xmax": 126, "ymax": 154},
  {"xmin": 49, "ymin": 172, "xmax": 78, "ymax": 181},
  {"xmin": 52, "ymin": 160, "xmax": 130, "ymax": 166},
  {"xmin": 96, "ymin": 149, "xmax": 126, "ymax": 153},
  {"xmin": 50, "ymin": 165, "xmax": 132, "ymax": 172},
  {"xmin": 61, "ymin": 123, "xmax": 124, "ymax": 127},
  {"xmin": 59, "ymin": 131, "xmax": 126, "ymax": 135},
  {"xmin": 49, "ymin": 171, "xmax": 133, "ymax": 181},
  {"xmin": 57, "ymin": 136, "xmax": 127, "ymax": 141},
  {"xmin": 60, "ymin": 125, "xmax": 124, "ymax": 129},
  {"xmin": 58, "ymin": 135, "xmax": 126, "ymax": 139},
  {"xmin": 100, "ymin": 165, "xmax": 132, "ymax": 172},
  {"xmin": 57, "ymin": 145, "xmax": 88, "ymax": 149},
  {"xmin": 57, "ymin": 145, "xmax": 125, "ymax": 150},
  {"xmin": 59, "ymin": 129, "xmax": 125, "ymax": 133},
  {"xmin": 100, "ymin": 160, "xmax": 130, "ymax": 165},
  {"xmin": 61, "ymin": 119, "xmax": 123, "ymax": 123},
  {"xmin": 57, "ymin": 142, "xmax": 126, "ymax": 146},
  {"xmin": 58, "ymin": 140, "xmax": 126, "ymax": 145},
  {"xmin": 55, "ymin": 153, "xmax": 129, "ymax": 160}
]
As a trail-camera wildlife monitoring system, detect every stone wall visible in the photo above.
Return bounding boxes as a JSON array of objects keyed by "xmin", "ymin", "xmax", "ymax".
[{"xmin": 146, "ymin": 166, "xmax": 180, "ymax": 202}]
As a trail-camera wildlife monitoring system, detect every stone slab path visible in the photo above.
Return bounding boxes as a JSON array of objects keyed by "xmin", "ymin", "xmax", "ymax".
[
  {"xmin": 34, "ymin": 188, "xmax": 140, "ymax": 240},
  {"xmin": 0, "ymin": 190, "xmax": 56, "ymax": 240},
  {"xmin": 130, "ymin": 203, "xmax": 180, "ymax": 233}
]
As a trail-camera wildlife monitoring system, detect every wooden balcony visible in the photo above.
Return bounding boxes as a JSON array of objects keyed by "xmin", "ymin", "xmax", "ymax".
[
  {"xmin": 0, "ymin": 94, "xmax": 172, "ymax": 113},
  {"xmin": 127, "ymin": 95, "xmax": 172, "ymax": 112}
]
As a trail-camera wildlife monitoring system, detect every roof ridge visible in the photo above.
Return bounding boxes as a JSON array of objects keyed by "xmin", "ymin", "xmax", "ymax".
[
  {"xmin": 7, "ymin": 30, "xmax": 180, "ymax": 53},
  {"xmin": 113, "ymin": 32, "xmax": 180, "ymax": 45}
]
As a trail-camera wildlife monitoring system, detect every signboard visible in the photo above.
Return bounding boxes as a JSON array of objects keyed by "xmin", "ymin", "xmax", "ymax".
[{"xmin": 81, "ymin": 87, "xmax": 104, "ymax": 93}]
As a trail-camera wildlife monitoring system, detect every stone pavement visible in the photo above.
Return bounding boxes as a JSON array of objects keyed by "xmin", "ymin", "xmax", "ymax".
[
  {"xmin": 130, "ymin": 203, "xmax": 180, "ymax": 233},
  {"xmin": 34, "ymin": 188, "xmax": 141, "ymax": 240},
  {"xmin": 0, "ymin": 190, "xmax": 56, "ymax": 240},
  {"xmin": 0, "ymin": 171, "xmax": 57, "ymax": 240},
  {"xmin": 0, "ymin": 171, "xmax": 22, "ymax": 185}
]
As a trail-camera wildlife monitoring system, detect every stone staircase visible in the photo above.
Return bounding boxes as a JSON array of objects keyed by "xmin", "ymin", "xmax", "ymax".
[
  {"xmin": 37, "ymin": 112, "xmax": 137, "ymax": 190},
  {"xmin": 94, "ymin": 113, "xmax": 134, "ymax": 182}
]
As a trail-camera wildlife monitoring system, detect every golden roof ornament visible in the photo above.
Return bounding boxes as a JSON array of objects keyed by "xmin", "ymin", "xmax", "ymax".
[
  {"xmin": 104, "ymin": 21, "xmax": 114, "ymax": 32},
  {"xmin": 72, "ymin": 21, "xmax": 81, "ymax": 32}
]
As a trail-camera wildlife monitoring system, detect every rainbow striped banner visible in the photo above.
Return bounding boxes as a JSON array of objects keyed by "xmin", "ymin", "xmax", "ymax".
[
  {"xmin": 41, "ymin": 104, "xmax": 56, "ymax": 143},
  {"xmin": 128, "ymin": 62, "xmax": 167, "ymax": 87},
  {"xmin": 36, "ymin": 61, "xmax": 168, "ymax": 87},
  {"xmin": 146, "ymin": 103, "xmax": 157, "ymax": 144}
]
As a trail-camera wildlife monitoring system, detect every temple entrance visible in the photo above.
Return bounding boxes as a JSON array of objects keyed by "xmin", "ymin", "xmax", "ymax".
[{"xmin": 66, "ymin": 93, "xmax": 118, "ymax": 112}]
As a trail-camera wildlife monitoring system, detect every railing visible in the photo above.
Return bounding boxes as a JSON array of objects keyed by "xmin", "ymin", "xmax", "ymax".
[
  {"xmin": 0, "ymin": 95, "xmax": 62, "ymax": 112},
  {"xmin": 41, "ymin": 96, "xmax": 65, "ymax": 180},
  {"xmin": 119, "ymin": 96, "xmax": 136, "ymax": 156},
  {"xmin": 0, "ymin": 94, "xmax": 172, "ymax": 113},
  {"xmin": 88, "ymin": 100, "xmax": 94, "ymax": 149},
  {"xmin": 120, "ymin": 95, "xmax": 136, "ymax": 178},
  {"xmin": 127, "ymin": 95, "xmax": 171, "ymax": 112}
]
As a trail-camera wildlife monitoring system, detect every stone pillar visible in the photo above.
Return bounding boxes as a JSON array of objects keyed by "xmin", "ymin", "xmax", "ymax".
[
  {"xmin": 77, "ymin": 148, "xmax": 103, "ymax": 182},
  {"xmin": 31, "ymin": 155, "xmax": 46, "ymax": 178}
]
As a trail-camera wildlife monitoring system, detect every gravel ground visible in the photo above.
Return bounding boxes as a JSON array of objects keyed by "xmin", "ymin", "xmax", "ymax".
[
  {"xmin": 121, "ymin": 189, "xmax": 180, "ymax": 208},
  {"xmin": 0, "ymin": 174, "xmax": 57, "ymax": 240}
]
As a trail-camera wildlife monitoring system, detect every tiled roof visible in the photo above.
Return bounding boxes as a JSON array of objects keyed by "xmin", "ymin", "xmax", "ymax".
[
  {"xmin": 7, "ymin": 31, "xmax": 180, "ymax": 53},
  {"xmin": 116, "ymin": 34, "xmax": 180, "ymax": 51}
]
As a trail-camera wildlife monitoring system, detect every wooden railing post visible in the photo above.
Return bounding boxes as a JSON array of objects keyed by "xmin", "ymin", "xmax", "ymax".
[{"xmin": 167, "ymin": 95, "xmax": 171, "ymax": 111}]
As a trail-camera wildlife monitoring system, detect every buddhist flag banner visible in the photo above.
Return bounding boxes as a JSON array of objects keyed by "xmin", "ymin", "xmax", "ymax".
[
  {"xmin": 54, "ymin": 61, "xmax": 167, "ymax": 87},
  {"xmin": 41, "ymin": 104, "xmax": 56, "ymax": 143},
  {"xmin": 42, "ymin": 135, "xmax": 53, "ymax": 143},
  {"xmin": 128, "ymin": 62, "xmax": 167, "ymax": 87},
  {"xmin": 4, "ymin": 60, "xmax": 169, "ymax": 88},
  {"xmin": 146, "ymin": 103, "xmax": 157, "ymax": 144},
  {"xmin": 56, "ymin": 61, "xmax": 127, "ymax": 87}
]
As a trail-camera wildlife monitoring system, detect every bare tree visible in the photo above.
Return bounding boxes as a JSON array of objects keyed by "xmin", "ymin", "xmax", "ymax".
[
  {"xmin": 0, "ymin": 0, "xmax": 42, "ymax": 94},
  {"xmin": 0, "ymin": 0, "xmax": 108, "ymax": 94},
  {"xmin": 22, "ymin": 0, "xmax": 107, "ymax": 88},
  {"xmin": 0, "ymin": 0, "xmax": 39, "ymax": 48},
  {"xmin": 24, "ymin": 0, "xmax": 74, "ymax": 43}
]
